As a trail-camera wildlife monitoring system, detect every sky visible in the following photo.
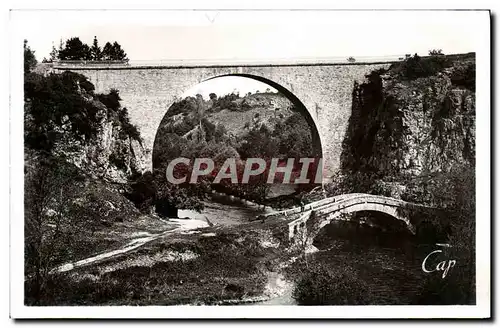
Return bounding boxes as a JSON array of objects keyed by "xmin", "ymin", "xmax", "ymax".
[
  {"xmin": 14, "ymin": 10, "xmax": 483, "ymax": 62},
  {"xmin": 182, "ymin": 76, "xmax": 277, "ymax": 98},
  {"xmin": 12, "ymin": 10, "xmax": 486, "ymax": 97}
]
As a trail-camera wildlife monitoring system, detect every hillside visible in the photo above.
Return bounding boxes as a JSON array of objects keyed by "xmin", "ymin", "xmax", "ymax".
[
  {"xmin": 153, "ymin": 91, "xmax": 316, "ymax": 168},
  {"xmin": 206, "ymin": 93, "xmax": 295, "ymax": 137}
]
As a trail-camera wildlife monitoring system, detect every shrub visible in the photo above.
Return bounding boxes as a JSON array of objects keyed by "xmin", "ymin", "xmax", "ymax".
[
  {"xmin": 292, "ymin": 262, "xmax": 373, "ymax": 305},
  {"xmin": 97, "ymin": 88, "xmax": 121, "ymax": 111},
  {"xmin": 109, "ymin": 152, "xmax": 126, "ymax": 170},
  {"xmin": 390, "ymin": 53, "xmax": 451, "ymax": 80},
  {"xmin": 450, "ymin": 63, "xmax": 475, "ymax": 91},
  {"xmin": 118, "ymin": 107, "xmax": 141, "ymax": 142}
]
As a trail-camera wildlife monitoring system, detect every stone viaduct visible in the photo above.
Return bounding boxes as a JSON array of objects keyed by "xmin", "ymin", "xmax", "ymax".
[{"xmin": 52, "ymin": 59, "xmax": 396, "ymax": 181}]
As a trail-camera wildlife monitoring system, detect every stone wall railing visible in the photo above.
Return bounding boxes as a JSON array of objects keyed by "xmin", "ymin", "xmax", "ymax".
[{"xmin": 53, "ymin": 60, "xmax": 130, "ymax": 68}]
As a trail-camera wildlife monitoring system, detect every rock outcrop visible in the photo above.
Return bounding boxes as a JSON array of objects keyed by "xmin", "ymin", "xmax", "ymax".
[
  {"xmin": 31, "ymin": 76, "xmax": 148, "ymax": 184},
  {"xmin": 340, "ymin": 56, "xmax": 475, "ymax": 183}
]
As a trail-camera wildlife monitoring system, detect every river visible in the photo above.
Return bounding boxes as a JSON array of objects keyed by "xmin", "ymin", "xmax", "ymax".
[{"xmin": 178, "ymin": 192, "xmax": 275, "ymax": 226}]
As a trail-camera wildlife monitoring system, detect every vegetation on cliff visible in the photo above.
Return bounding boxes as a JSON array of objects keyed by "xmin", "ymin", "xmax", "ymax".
[{"xmin": 340, "ymin": 53, "xmax": 475, "ymax": 183}]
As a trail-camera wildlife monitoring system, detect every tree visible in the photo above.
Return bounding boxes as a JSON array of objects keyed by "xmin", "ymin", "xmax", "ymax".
[
  {"xmin": 101, "ymin": 41, "xmax": 128, "ymax": 61},
  {"xmin": 58, "ymin": 38, "xmax": 64, "ymax": 56},
  {"xmin": 126, "ymin": 169, "xmax": 208, "ymax": 218},
  {"xmin": 48, "ymin": 42, "xmax": 58, "ymax": 62},
  {"xmin": 24, "ymin": 39, "xmax": 37, "ymax": 74},
  {"xmin": 347, "ymin": 56, "xmax": 356, "ymax": 63},
  {"xmin": 429, "ymin": 49, "xmax": 444, "ymax": 56},
  {"xmin": 101, "ymin": 42, "xmax": 113, "ymax": 60},
  {"xmin": 24, "ymin": 71, "xmax": 102, "ymax": 152},
  {"xmin": 90, "ymin": 36, "xmax": 102, "ymax": 61},
  {"xmin": 111, "ymin": 41, "xmax": 128, "ymax": 60},
  {"xmin": 58, "ymin": 37, "xmax": 91, "ymax": 60},
  {"xmin": 24, "ymin": 155, "xmax": 84, "ymax": 303}
]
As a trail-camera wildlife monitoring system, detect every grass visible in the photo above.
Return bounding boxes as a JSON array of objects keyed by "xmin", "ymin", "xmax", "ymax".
[
  {"xmin": 25, "ymin": 227, "xmax": 285, "ymax": 306},
  {"xmin": 44, "ymin": 176, "xmax": 177, "ymax": 267}
]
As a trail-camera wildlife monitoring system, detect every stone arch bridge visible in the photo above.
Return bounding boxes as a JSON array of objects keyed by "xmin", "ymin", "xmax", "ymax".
[
  {"xmin": 51, "ymin": 59, "xmax": 396, "ymax": 182},
  {"xmin": 258, "ymin": 193, "xmax": 427, "ymax": 245}
]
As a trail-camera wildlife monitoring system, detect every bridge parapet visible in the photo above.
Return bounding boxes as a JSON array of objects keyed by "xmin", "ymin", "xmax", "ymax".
[
  {"xmin": 285, "ymin": 193, "xmax": 424, "ymax": 241},
  {"xmin": 53, "ymin": 60, "xmax": 130, "ymax": 69},
  {"xmin": 254, "ymin": 193, "xmax": 369, "ymax": 222}
]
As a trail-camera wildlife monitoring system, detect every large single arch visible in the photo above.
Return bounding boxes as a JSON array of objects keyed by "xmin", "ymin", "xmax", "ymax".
[
  {"xmin": 152, "ymin": 73, "xmax": 324, "ymax": 177},
  {"xmin": 54, "ymin": 60, "xmax": 400, "ymax": 180}
]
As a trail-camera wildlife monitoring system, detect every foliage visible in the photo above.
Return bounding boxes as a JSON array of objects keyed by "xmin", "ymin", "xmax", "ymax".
[
  {"xmin": 24, "ymin": 71, "xmax": 100, "ymax": 152},
  {"xmin": 125, "ymin": 170, "xmax": 209, "ymax": 217},
  {"xmin": 24, "ymin": 40, "xmax": 37, "ymax": 74},
  {"xmin": 213, "ymin": 93, "xmax": 240, "ymax": 111},
  {"xmin": 97, "ymin": 88, "xmax": 121, "ymax": 111},
  {"xmin": 24, "ymin": 71, "xmax": 141, "ymax": 152},
  {"xmin": 58, "ymin": 37, "xmax": 92, "ymax": 60},
  {"xmin": 325, "ymin": 171, "xmax": 389, "ymax": 196},
  {"xmin": 450, "ymin": 63, "xmax": 475, "ymax": 91},
  {"xmin": 109, "ymin": 152, "xmax": 127, "ymax": 170},
  {"xmin": 24, "ymin": 155, "xmax": 86, "ymax": 302},
  {"xmin": 118, "ymin": 107, "xmax": 142, "ymax": 142},
  {"xmin": 402, "ymin": 165, "xmax": 475, "ymax": 304},
  {"xmin": 292, "ymin": 262, "xmax": 373, "ymax": 305},
  {"xmin": 428, "ymin": 49, "xmax": 443, "ymax": 56},
  {"xmin": 101, "ymin": 41, "xmax": 128, "ymax": 61},
  {"xmin": 90, "ymin": 36, "xmax": 102, "ymax": 61},
  {"xmin": 48, "ymin": 43, "xmax": 59, "ymax": 62},
  {"xmin": 389, "ymin": 53, "xmax": 452, "ymax": 80},
  {"xmin": 237, "ymin": 124, "xmax": 279, "ymax": 159},
  {"xmin": 54, "ymin": 37, "xmax": 127, "ymax": 61},
  {"xmin": 273, "ymin": 112, "xmax": 315, "ymax": 159}
]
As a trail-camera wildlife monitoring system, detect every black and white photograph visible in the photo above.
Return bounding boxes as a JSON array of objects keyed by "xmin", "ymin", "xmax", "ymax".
[{"xmin": 9, "ymin": 8, "xmax": 491, "ymax": 319}]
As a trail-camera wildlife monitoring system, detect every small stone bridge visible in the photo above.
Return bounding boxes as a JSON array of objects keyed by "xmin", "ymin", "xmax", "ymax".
[{"xmin": 258, "ymin": 193, "xmax": 427, "ymax": 245}]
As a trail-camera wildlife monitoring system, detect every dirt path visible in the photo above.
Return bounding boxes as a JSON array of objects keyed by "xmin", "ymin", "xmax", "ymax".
[{"xmin": 53, "ymin": 218, "xmax": 209, "ymax": 273}]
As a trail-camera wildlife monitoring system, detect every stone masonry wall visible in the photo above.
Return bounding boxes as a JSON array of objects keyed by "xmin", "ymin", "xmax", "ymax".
[{"xmin": 54, "ymin": 63, "xmax": 391, "ymax": 180}]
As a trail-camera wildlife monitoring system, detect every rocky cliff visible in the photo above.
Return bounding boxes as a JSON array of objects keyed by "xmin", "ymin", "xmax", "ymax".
[
  {"xmin": 24, "ymin": 71, "xmax": 147, "ymax": 183},
  {"xmin": 55, "ymin": 97, "xmax": 147, "ymax": 183},
  {"xmin": 340, "ymin": 54, "xmax": 475, "ymax": 185}
]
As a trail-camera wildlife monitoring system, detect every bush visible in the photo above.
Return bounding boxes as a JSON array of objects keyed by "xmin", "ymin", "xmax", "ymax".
[
  {"xmin": 292, "ymin": 263, "xmax": 373, "ymax": 305},
  {"xmin": 97, "ymin": 88, "xmax": 121, "ymax": 111},
  {"xmin": 390, "ymin": 53, "xmax": 451, "ymax": 80},
  {"xmin": 118, "ymin": 107, "xmax": 141, "ymax": 142},
  {"xmin": 109, "ymin": 152, "xmax": 126, "ymax": 170},
  {"xmin": 24, "ymin": 72, "xmax": 101, "ymax": 151},
  {"xmin": 450, "ymin": 63, "xmax": 475, "ymax": 91}
]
